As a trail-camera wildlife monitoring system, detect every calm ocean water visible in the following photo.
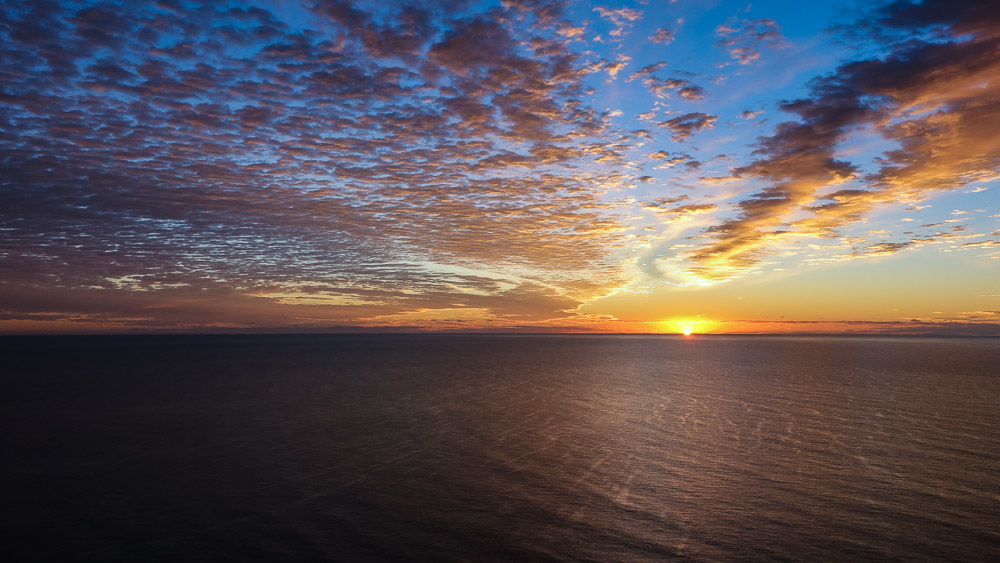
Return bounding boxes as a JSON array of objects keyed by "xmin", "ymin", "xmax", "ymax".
[{"xmin": 2, "ymin": 334, "xmax": 999, "ymax": 561}]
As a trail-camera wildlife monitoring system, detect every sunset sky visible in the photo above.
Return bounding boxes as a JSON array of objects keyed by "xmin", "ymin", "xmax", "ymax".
[{"xmin": 1, "ymin": 0, "xmax": 998, "ymax": 334}]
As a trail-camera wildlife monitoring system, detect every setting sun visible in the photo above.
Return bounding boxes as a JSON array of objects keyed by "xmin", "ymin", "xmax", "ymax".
[{"xmin": 657, "ymin": 319, "xmax": 711, "ymax": 335}]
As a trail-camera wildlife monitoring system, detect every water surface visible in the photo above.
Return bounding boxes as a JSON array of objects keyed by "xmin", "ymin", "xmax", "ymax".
[{"xmin": 3, "ymin": 334, "xmax": 999, "ymax": 561}]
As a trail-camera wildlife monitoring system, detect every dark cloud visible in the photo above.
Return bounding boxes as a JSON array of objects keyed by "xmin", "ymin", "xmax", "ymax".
[
  {"xmin": 728, "ymin": 318, "xmax": 1000, "ymax": 336},
  {"xmin": 658, "ymin": 113, "xmax": 718, "ymax": 141},
  {"xmin": 648, "ymin": 151, "xmax": 694, "ymax": 169},
  {"xmin": 626, "ymin": 62, "xmax": 666, "ymax": 82},
  {"xmin": 501, "ymin": 0, "xmax": 565, "ymax": 26},
  {"xmin": 429, "ymin": 16, "xmax": 516, "ymax": 76},
  {"xmin": 869, "ymin": 0, "xmax": 1000, "ymax": 41},
  {"xmin": 645, "ymin": 197, "xmax": 717, "ymax": 218},
  {"xmin": 631, "ymin": 69, "xmax": 707, "ymax": 100}
]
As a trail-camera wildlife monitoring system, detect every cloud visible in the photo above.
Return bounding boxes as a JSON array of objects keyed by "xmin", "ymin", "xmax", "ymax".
[
  {"xmin": 3, "ymin": 0, "xmax": 998, "ymax": 331},
  {"xmin": 593, "ymin": 6, "xmax": 643, "ymax": 42},
  {"xmin": 602, "ymin": 54, "xmax": 631, "ymax": 80},
  {"xmin": 715, "ymin": 17, "xmax": 785, "ymax": 65},
  {"xmin": 721, "ymin": 318, "xmax": 1000, "ymax": 336},
  {"xmin": 626, "ymin": 64, "xmax": 707, "ymax": 100},
  {"xmin": 646, "ymin": 201, "xmax": 717, "ymax": 215},
  {"xmin": 627, "ymin": 61, "xmax": 666, "ymax": 82},
  {"xmin": 501, "ymin": 0, "xmax": 565, "ymax": 26},
  {"xmin": 644, "ymin": 195, "xmax": 689, "ymax": 207},
  {"xmin": 649, "ymin": 20, "xmax": 682, "ymax": 45},
  {"xmin": 658, "ymin": 113, "xmax": 718, "ymax": 141},
  {"xmin": 681, "ymin": 0, "xmax": 1000, "ymax": 281},
  {"xmin": 852, "ymin": 241, "xmax": 915, "ymax": 257},
  {"xmin": 0, "ymin": 0, "xmax": 639, "ymax": 330},
  {"xmin": 674, "ymin": 203, "xmax": 717, "ymax": 214},
  {"xmin": 556, "ymin": 22, "xmax": 585, "ymax": 39}
]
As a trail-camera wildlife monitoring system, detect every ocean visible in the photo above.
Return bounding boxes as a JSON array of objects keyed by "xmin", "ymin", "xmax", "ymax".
[{"xmin": 2, "ymin": 334, "xmax": 999, "ymax": 561}]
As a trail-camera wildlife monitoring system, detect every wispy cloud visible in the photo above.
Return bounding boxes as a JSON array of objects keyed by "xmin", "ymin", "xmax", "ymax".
[
  {"xmin": 627, "ymin": 64, "xmax": 707, "ymax": 101},
  {"xmin": 680, "ymin": 0, "xmax": 1000, "ymax": 282},
  {"xmin": 658, "ymin": 113, "xmax": 718, "ymax": 141},
  {"xmin": 593, "ymin": 5, "xmax": 643, "ymax": 43},
  {"xmin": 649, "ymin": 19, "xmax": 683, "ymax": 45},
  {"xmin": 715, "ymin": 16, "xmax": 785, "ymax": 65}
]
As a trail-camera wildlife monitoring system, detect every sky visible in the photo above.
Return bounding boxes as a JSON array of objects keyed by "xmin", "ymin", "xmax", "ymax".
[{"xmin": 1, "ymin": 0, "xmax": 998, "ymax": 334}]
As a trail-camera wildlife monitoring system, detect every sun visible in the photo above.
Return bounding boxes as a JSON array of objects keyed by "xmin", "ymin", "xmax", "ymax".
[
  {"xmin": 656, "ymin": 317, "xmax": 715, "ymax": 336},
  {"xmin": 656, "ymin": 318, "xmax": 712, "ymax": 336}
]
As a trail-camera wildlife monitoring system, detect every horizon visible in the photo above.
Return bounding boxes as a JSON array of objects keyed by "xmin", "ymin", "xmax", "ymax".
[
  {"xmin": 2, "ymin": 0, "xmax": 998, "ymax": 335},
  {"xmin": 4, "ymin": 328, "xmax": 999, "ymax": 338}
]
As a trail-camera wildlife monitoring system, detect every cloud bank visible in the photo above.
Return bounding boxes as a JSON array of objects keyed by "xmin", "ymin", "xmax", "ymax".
[{"xmin": 1, "ymin": 0, "xmax": 998, "ymax": 332}]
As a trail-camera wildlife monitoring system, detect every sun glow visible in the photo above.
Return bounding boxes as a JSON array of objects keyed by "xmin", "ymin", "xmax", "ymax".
[{"xmin": 657, "ymin": 319, "xmax": 712, "ymax": 335}]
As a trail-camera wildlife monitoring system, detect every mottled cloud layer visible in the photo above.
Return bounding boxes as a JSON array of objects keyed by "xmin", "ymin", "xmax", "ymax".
[
  {"xmin": 1, "ymin": 0, "xmax": 641, "ymax": 330},
  {"xmin": 1, "ymin": 0, "xmax": 998, "ymax": 333}
]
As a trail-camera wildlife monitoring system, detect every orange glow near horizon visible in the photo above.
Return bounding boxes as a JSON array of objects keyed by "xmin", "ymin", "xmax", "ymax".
[{"xmin": 657, "ymin": 319, "xmax": 712, "ymax": 335}]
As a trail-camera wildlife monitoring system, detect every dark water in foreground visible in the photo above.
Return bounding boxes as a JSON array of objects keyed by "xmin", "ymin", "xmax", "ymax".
[{"xmin": 2, "ymin": 334, "xmax": 999, "ymax": 561}]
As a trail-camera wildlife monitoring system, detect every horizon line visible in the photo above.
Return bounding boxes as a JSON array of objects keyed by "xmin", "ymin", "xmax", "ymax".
[{"xmin": 2, "ymin": 331, "xmax": 998, "ymax": 338}]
